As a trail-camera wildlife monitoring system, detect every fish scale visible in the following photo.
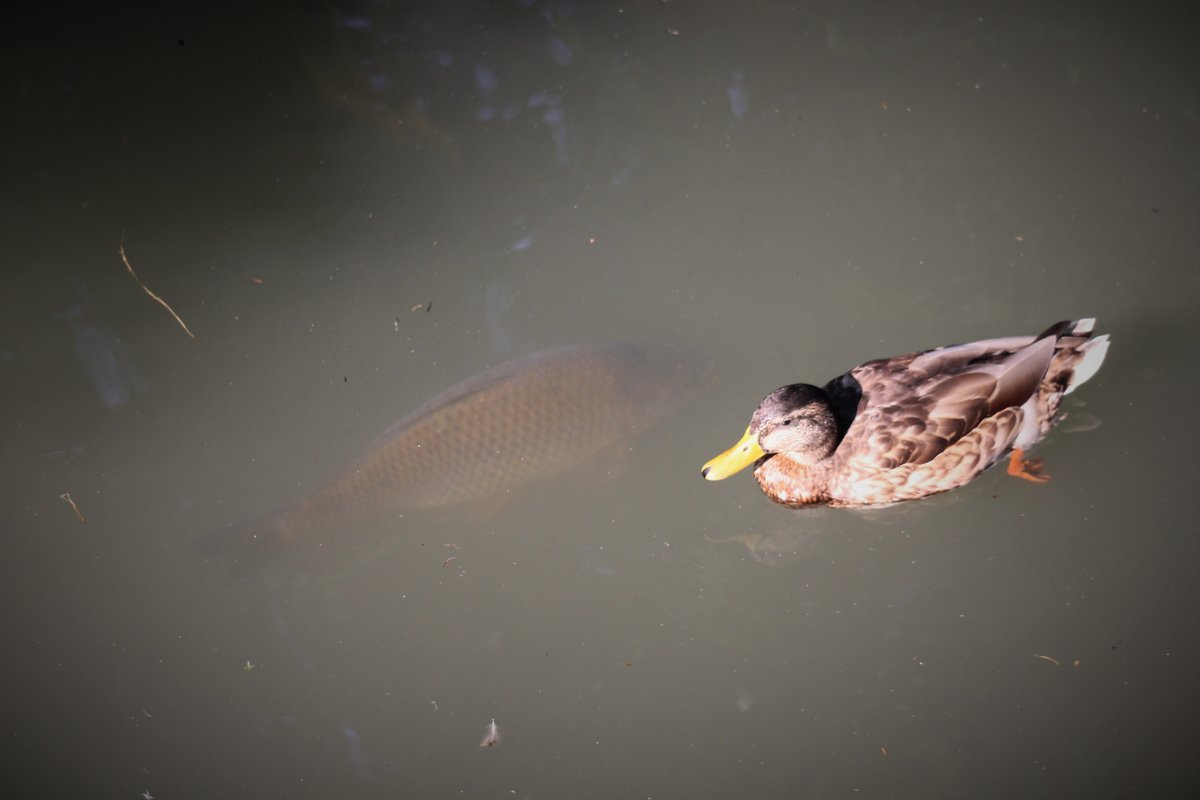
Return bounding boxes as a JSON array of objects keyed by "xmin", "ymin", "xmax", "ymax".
[{"xmin": 214, "ymin": 343, "xmax": 708, "ymax": 565}]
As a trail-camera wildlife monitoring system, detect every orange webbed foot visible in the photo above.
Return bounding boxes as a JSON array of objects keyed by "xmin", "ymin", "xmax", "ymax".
[{"xmin": 1006, "ymin": 448, "xmax": 1050, "ymax": 484}]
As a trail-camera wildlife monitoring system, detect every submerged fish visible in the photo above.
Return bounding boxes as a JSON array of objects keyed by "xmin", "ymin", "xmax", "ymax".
[{"xmin": 206, "ymin": 342, "xmax": 708, "ymax": 566}]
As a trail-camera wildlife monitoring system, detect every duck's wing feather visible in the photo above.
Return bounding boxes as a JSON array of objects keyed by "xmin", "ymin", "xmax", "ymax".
[
  {"xmin": 838, "ymin": 333, "xmax": 1057, "ymax": 471},
  {"xmin": 833, "ymin": 406, "xmax": 1026, "ymax": 505}
]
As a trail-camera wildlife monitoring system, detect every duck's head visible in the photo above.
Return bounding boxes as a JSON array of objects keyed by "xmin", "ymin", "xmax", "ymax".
[{"xmin": 701, "ymin": 384, "xmax": 839, "ymax": 480}]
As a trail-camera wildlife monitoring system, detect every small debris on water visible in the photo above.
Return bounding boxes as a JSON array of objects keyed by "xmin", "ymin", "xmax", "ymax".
[
  {"xmin": 480, "ymin": 717, "xmax": 501, "ymax": 747},
  {"xmin": 119, "ymin": 235, "xmax": 195, "ymax": 339},
  {"xmin": 60, "ymin": 492, "xmax": 86, "ymax": 523}
]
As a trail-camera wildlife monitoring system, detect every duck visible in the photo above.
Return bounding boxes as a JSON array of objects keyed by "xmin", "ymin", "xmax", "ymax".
[{"xmin": 701, "ymin": 318, "xmax": 1109, "ymax": 508}]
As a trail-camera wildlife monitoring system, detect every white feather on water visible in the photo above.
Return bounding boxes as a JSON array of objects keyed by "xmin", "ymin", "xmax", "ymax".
[{"xmin": 480, "ymin": 718, "xmax": 501, "ymax": 747}]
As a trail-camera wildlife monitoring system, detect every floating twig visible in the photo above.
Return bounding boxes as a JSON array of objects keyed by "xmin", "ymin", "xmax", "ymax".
[
  {"xmin": 119, "ymin": 236, "xmax": 195, "ymax": 339},
  {"xmin": 480, "ymin": 717, "xmax": 501, "ymax": 747},
  {"xmin": 60, "ymin": 492, "xmax": 86, "ymax": 523},
  {"xmin": 410, "ymin": 302, "xmax": 432, "ymax": 313},
  {"xmin": 442, "ymin": 556, "xmax": 457, "ymax": 568},
  {"xmin": 1034, "ymin": 653, "xmax": 1061, "ymax": 667}
]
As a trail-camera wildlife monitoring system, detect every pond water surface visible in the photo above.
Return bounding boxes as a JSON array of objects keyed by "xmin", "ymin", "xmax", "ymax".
[{"xmin": 3, "ymin": 1, "xmax": 1197, "ymax": 797}]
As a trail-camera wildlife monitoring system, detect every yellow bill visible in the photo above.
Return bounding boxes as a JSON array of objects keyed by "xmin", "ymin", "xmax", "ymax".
[{"xmin": 701, "ymin": 425, "xmax": 765, "ymax": 480}]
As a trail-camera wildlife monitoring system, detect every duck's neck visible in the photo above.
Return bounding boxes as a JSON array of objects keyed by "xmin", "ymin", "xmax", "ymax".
[{"xmin": 754, "ymin": 453, "xmax": 831, "ymax": 507}]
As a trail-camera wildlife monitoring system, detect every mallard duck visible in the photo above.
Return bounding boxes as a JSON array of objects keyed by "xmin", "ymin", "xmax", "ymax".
[{"xmin": 701, "ymin": 319, "xmax": 1109, "ymax": 507}]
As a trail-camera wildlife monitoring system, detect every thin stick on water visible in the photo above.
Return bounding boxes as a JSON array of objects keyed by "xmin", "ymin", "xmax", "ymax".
[
  {"xmin": 119, "ymin": 236, "xmax": 196, "ymax": 339},
  {"xmin": 60, "ymin": 492, "xmax": 86, "ymax": 523},
  {"xmin": 479, "ymin": 717, "xmax": 500, "ymax": 747}
]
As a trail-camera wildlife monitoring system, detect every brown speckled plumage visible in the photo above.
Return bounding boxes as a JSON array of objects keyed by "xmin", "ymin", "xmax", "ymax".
[{"xmin": 703, "ymin": 319, "xmax": 1109, "ymax": 508}]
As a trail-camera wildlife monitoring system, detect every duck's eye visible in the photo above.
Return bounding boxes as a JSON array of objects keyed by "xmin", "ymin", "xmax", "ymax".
[{"xmin": 781, "ymin": 419, "xmax": 792, "ymax": 426}]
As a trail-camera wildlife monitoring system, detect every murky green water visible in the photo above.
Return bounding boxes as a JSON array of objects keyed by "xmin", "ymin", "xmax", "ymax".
[{"xmin": 3, "ymin": 1, "xmax": 1197, "ymax": 797}]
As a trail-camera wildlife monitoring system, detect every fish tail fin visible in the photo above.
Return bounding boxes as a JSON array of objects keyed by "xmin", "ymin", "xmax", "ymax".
[{"xmin": 195, "ymin": 508, "xmax": 297, "ymax": 578}]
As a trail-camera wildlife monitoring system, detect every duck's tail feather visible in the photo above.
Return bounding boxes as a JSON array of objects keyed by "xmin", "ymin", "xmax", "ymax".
[
  {"xmin": 1012, "ymin": 318, "xmax": 1109, "ymax": 449},
  {"xmin": 1059, "ymin": 318, "xmax": 1109, "ymax": 395}
]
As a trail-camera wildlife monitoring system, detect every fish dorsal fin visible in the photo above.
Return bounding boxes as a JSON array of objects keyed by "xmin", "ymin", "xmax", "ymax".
[
  {"xmin": 364, "ymin": 345, "xmax": 626, "ymax": 452},
  {"xmin": 365, "ymin": 363, "xmax": 533, "ymax": 452}
]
